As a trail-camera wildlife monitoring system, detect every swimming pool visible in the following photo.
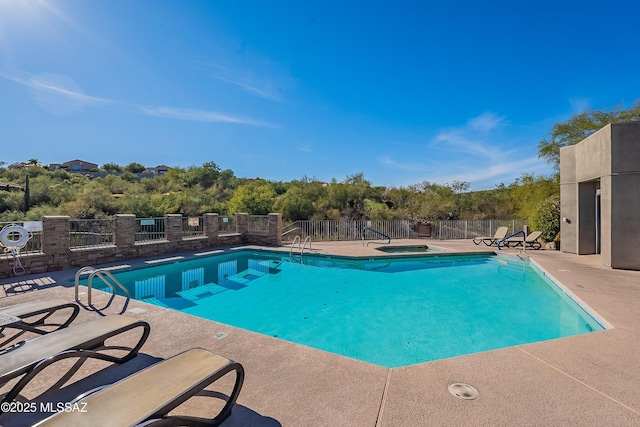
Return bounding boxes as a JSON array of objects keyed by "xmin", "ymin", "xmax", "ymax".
[{"xmin": 85, "ymin": 250, "xmax": 604, "ymax": 367}]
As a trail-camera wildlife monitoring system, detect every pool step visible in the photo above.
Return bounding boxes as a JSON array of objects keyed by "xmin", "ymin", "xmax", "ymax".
[
  {"xmin": 177, "ymin": 283, "xmax": 226, "ymax": 302},
  {"xmin": 257, "ymin": 260, "xmax": 283, "ymax": 270},
  {"xmin": 219, "ymin": 268, "xmax": 268, "ymax": 287},
  {"xmin": 141, "ymin": 297, "xmax": 168, "ymax": 307}
]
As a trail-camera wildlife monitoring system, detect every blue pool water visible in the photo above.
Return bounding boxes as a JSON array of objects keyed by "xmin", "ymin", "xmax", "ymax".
[{"xmin": 86, "ymin": 251, "xmax": 604, "ymax": 367}]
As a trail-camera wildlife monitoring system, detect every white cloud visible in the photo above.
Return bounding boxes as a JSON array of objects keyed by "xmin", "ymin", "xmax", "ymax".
[
  {"xmin": 201, "ymin": 55, "xmax": 295, "ymax": 102},
  {"xmin": 434, "ymin": 132, "xmax": 498, "ymax": 160},
  {"xmin": 377, "ymin": 111, "xmax": 551, "ymax": 189},
  {"xmin": 1, "ymin": 71, "xmax": 112, "ymax": 104},
  {"xmin": 215, "ymin": 75, "xmax": 282, "ymax": 102},
  {"xmin": 1, "ymin": 69, "xmax": 277, "ymax": 127},
  {"xmin": 139, "ymin": 106, "xmax": 279, "ymax": 128},
  {"xmin": 28, "ymin": 75, "xmax": 113, "ymax": 106},
  {"xmin": 431, "ymin": 156, "xmax": 546, "ymax": 185},
  {"xmin": 467, "ymin": 112, "xmax": 504, "ymax": 131},
  {"xmin": 378, "ymin": 156, "xmax": 427, "ymax": 172},
  {"xmin": 569, "ymin": 97, "xmax": 591, "ymax": 114},
  {"xmin": 298, "ymin": 142, "xmax": 312, "ymax": 152}
]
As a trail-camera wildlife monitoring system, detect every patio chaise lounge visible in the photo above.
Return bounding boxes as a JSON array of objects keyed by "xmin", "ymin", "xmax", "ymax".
[
  {"xmin": 472, "ymin": 226, "xmax": 509, "ymax": 246},
  {"xmin": 35, "ymin": 348, "xmax": 245, "ymax": 427},
  {"xmin": 503, "ymin": 231, "xmax": 543, "ymax": 250},
  {"xmin": 0, "ymin": 315, "xmax": 150, "ymax": 410},
  {"xmin": 0, "ymin": 299, "xmax": 80, "ymax": 347}
]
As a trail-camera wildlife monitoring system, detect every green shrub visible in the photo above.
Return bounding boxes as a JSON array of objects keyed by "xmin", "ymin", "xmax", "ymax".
[{"xmin": 531, "ymin": 195, "xmax": 560, "ymax": 242}]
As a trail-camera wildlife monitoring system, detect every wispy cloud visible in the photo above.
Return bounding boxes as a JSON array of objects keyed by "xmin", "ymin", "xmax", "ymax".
[
  {"xmin": 298, "ymin": 142, "xmax": 312, "ymax": 152},
  {"xmin": 215, "ymin": 75, "xmax": 283, "ymax": 102},
  {"xmin": 378, "ymin": 111, "xmax": 550, "ymax": 189},
  {"xmin": 378, "ymin": 156, "xmax": 426, "ymax": 172},
  {"xmin": 467, "ymin": 112, "xmax": 504, "ymax": 131},
  {"xmin": 434, "ymin": 132, "xmax": 498, "ymax": 160},
  {"xmin": 1, "ymin": 71, "xmax": 112, "ymax": 106},
  {"xmin": 197, "ymin": 54, "xmax": 295, "ymax": 102},
  {"xmin": 569, "ymin": 97, "xmax": 591, "ymax": 114},
  {"xmin": 139, "ymin": 106, "xmax": 279, "ymax": 128},
  {"xmin": 1, "ymin": 70, "xmax": 276, "ymax": 127},
  {"xmin": 432, "ymin": 156, "xmax": 545, "ymax": 185}
]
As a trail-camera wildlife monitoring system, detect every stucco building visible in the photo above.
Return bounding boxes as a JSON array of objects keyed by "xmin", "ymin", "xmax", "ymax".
[{"xmin": 560, "ymin": 121, "xmax": 640, "ymax": 270}]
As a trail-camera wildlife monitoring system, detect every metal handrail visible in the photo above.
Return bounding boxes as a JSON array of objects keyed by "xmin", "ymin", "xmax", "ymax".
[
  {"xmin": 497, "ymin": 230, "xmax": 525, "ymax": 250},
  {"xmin": 361, "ymin": 227, "xmax": 391, "ymax": 246},
  {"xmin": 75, "ymin": 266, "xmax": 131, "ymax": 309},
  {"xmin": 281, "ymin": 227, "xmax": 299, "ymax": 237},
  {"xmin": 301, "ymin": 236, "xmax": 311, "ymax": 255},
  {"xmin": 290, "ymin": 235, "xmax": 301, "ymax": 257}
]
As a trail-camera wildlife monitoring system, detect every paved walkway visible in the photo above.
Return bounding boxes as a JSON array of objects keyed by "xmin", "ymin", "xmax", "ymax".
[{"xmin": 1, "ymin": 240, "xmax": 640, "ymax": 426}]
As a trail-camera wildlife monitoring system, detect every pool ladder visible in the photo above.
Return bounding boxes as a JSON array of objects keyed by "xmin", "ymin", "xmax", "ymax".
[
  {"xmin": 74, "ymin": 266, "xmax": 131, "ymax": 314},
  {"xmin": 290, "ymin": 236, "xmax": 311, "ymax": 257}
]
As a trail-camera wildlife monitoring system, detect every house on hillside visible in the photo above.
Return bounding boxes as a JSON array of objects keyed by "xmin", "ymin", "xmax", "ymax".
[
  {"xmin": 0, "ymin": 181, "xmax": 23, "ymax": 191},
  {"xmin": 145, "ymin": 165, "xmax": 171, "ymax": 175},
  {"xmin": 8, "ymin": 162, "xmax": 36, "ymax": 170},
  {"xmin": 50, "ymin": 159, "xmax": 98, "ymax": 172}
]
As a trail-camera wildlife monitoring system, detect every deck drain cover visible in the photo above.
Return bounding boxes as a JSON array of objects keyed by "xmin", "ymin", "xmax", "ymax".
[{"xmin": 448, "ymin": 383, "xmax": 479, "ymax": 400}]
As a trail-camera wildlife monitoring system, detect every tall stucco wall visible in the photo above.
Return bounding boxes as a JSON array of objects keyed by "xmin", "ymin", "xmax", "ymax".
[
  {"xmin": 560, "ymin": 122, "xmax": 640, "ymax": 270},
  {"xmin": 577, "ymin": 181, "xmax": 598, "ymax": 255},
  {"xmin": 609, "ymin": 123, "xmax": 640, "ymax": 269},
  {"xmin": 599, "ymin": 175, "xmax": 613, "ymax": 267},
  {"xmin": 559, "ymin": 143, "xmax": 578, "ymax": 254},
  {"xmin": 610, "ymin": 174, "xmax": 640, "ymax": 269},
  {"xmin": 611, "ymin": 122, "xmax": 640, "ymax": 174}
]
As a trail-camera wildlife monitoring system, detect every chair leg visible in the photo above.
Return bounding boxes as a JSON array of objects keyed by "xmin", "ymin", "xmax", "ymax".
[
  {"xmin": 138, "ymin": 362, "xmax": 245, "ymax": 427},
  {"xmin": 0, "ymin": 321, "xmax": 150, "ymax": 410}
]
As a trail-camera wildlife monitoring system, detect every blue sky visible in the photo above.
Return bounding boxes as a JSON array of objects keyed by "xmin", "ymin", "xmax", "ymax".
[{"xmin": 1, "ymin": 1, "xmax": 639, "ymax": 189}]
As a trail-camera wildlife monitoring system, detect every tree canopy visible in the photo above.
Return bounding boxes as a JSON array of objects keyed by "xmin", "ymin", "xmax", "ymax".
[
  {"xmin": 538, "ymin": 101, "xmax": 640, "ymax": 170},
  {"xmin": 0, "ymin": 158, "xmax": 565, "ymax": 242}
]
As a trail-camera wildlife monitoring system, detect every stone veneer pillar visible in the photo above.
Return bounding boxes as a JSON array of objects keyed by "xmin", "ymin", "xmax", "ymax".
[
  {"xmin": 42, "ymin": 216, "xmax": 71, "ymax": 269},
  {"xmin": 114, "ymin": 214, "xmax": 136, "ymax": 249},
  {"xmin": 268, "ymin": 213, "xmax": 282, "ymax": 246},
  {"xmin": 236, "ymin": 213, "xmax": 249, "ymax": 236},
  {"xmin": 203, "ymin": 213, "xmax": 219, "ymax": 245},
  {"xmin": 164, "ymin": 214, "xmax": 183, "ymax": 242}
]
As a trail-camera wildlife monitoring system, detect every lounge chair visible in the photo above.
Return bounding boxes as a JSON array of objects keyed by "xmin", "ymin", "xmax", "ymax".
[
  {"xmin": 503, "ymin": 231, "xmax": 543, "ymax": 250},
  {"xmin": 0, "ymin": 299, "xmax": 80, "ymax": 347},
  {"xmin": 0, "ymin": 315, "xmax": 150, "ymax": 409},
  {"xmin": 472, "ymin": 226, "xmax": 509, "ymax": 246},
  {"xmin": 35, "ymin": 348, "xmax": 244, "ymax": 426}
]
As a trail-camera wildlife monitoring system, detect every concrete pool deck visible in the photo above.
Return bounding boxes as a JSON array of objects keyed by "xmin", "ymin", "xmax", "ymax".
[{"xmin": 1, "ymin": 239, "xmax": 639, "ymax": 426}]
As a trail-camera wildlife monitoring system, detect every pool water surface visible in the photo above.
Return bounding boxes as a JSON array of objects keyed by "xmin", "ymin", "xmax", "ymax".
[{"xmin": 84, "ymin": 250, "xmax": 604, "ymax": 367}]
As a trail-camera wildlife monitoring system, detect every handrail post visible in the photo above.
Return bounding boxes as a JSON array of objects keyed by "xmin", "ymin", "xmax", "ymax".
[
  {"xmin": 301, "ymin": 236, "xmax": 311, "ymax": 255},
  {"xmin": 76, "ymin": 266, "xmax": 131, "ymax": 309},
  {"xmin": 290, "ymin": 235, "xmax": 300, "ymax": 256}
]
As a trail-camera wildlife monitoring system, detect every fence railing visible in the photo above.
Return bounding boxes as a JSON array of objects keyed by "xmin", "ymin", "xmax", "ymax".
[
  {"xmin": 70, "ymin": 219, "xmax": 114, "ymax": 249},
  {"xmin": 432, "ymin": 219, "xmax": 528, "ymax": 240},
  {"xmin": 0, "ymin": 221, "xmax": 43, "ymax": 255},
  {"xmin": 248, "ymin": 215, "xmax": 269, "ymax": 234},
  {"xmin": 182, "ymin": 216, "xmax": 205, "ymax": 239},
  {"xmin": 282, "ymin": 220, "xmax": 416, "ymax": 242},
  {"xmin": 135, "ymin": 218, "xmax": 166, "ymax": 243},
  {"xmin": 218, "ymin": 216, "xmax": 237, "ymax": 235},
  {"xmin": 282, "ymin": 219, "xmax": 528, "ymax": 242}
]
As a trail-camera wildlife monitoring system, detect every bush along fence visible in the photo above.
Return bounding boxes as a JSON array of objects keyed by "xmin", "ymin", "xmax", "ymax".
[{"xmin": 0, "ymin": 213, "xmax": 282, "ymax": 279}]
